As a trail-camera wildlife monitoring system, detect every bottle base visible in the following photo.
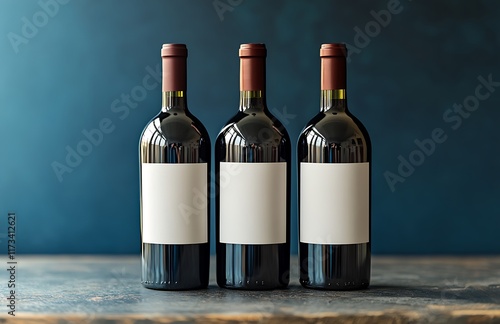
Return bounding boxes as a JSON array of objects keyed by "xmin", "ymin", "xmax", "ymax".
[
  {"xmin": 216, "ymin": 242, "xmax": 290, "ymax": 291},
  {"xmin": 141, "ymin": 242, "xmax": 209, "ymax": 291},
  {"xmin": 299, "ymin": 242, "xmax": 371, "ymax": 291}
]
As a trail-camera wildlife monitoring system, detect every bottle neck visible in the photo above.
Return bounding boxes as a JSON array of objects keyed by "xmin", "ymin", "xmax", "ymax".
[
  {"xmin": 162, "ymin": 91, "xmax": 187, "ymax": 112},
  {"xmin": 161, "ymin": 53, "xmax": 187, "ymax": 112},
  {"xmin": 321, "ymin": 54, "xmax": 347, "ymax": 113},
  {"xmin": 239, "ymin": 55, "xmax": 266, "ymax": 112},
  {"xmin": 321, "ymin": 89, "xmax": 347, "ymax": 112}
]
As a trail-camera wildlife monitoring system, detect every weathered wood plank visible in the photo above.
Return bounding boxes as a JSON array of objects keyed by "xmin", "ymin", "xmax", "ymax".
[{"xmin": 0, "ymin": 256, "xmax": 498, "ymax": 323}]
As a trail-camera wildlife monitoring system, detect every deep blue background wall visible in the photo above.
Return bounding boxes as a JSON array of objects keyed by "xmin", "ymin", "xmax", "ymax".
[{"xmin": 1, "ymin": 0, "xmax": 499, "ymax": 254}]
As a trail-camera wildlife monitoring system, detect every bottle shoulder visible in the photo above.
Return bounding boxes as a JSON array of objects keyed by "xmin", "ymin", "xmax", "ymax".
[
  {"xmin": 298, "ymin": 111, "xmax": 371, "ymax": 163},
  {"xmin": 140, "ymin": 110, "xmax": 210, "ymax": 144},
  {"xmin": 300, "ymin": 111, "xmax": 370, "ymax": 144},
  {"xmin": 217, "ymin": 110, "xmax": 290, "ymax": 144}
]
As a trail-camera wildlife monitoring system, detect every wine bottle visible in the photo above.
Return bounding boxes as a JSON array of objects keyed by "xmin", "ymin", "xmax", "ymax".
[
  {"xmin": 215, "ymin": 43, "xmax": 291, "ymax": 290},
  {"xmin": 298, "ymin": 43, "xmax": 371, "ymax": 290},
  {"xmin": 139, "ymin": 44, "xmax": 210, "ymax": 290}
]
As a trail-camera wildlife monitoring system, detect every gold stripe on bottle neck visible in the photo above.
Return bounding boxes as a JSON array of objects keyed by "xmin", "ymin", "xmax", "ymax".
[
  {"xmin": 322, "ymin": 89, "xmax": 345, "ymax": 99},
  {"xmin": 241, "ymin": 90, "xmax": 263, "ymax": 98},
  {"xmin": 162, "ymin": 91, "xmax": 184, "ymax": 101}
]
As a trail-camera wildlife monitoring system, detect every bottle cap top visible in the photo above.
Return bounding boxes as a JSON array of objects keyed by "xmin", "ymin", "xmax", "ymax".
[
  {"xmin": 239, "ymin": 43, "xmax": 267, "ymax": 57},
  {"xmin": 161, "ymin": 44, "xmax": 188, "ymax": 57},
  {"xmin": 320, "ymin": 43, "xmax": 347, "ymax": 57}
]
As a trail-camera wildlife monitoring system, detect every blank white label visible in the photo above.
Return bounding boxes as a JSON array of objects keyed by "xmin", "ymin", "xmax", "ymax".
[
  {"xmin": 300, "ymin": 162, "xmax": 369, "ymax": 245},
  {"xmin": 141, "ymin": 163, "xmax": 208, "ymax": 245},
  {"xmin": 220, "ymin": 162, "xmax": 287, "ymax": 245}
]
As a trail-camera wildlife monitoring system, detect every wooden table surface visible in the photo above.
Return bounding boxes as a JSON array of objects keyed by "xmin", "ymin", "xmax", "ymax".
[{"xmin": 2, "ymin": 256, "xmax": 500, "ymax": 323}]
